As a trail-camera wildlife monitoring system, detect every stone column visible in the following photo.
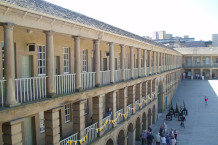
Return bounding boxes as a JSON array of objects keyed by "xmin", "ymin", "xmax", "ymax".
[
  {"xmin": 143, "ymin": 50, "xmax": 147, "ymax": 76},
  {"xmin": 161, "ymin": 53, "xmax": 163, "ymax": 72},
  {"xmin": 210, "ymin": 56, "xmax": 213, "ymax": 67},
  {"xmin": 109, "ymin": 42, "xmax": 114, "ymax": 83},
  {"xmin": 74, "ymin": 36, "xmax": 82, "ymax": 91},
  {"xmin": 191, "ymin": 69, "xmax": 194, "ymax": 80},
  {"xmin": 157, "ymin": 52, "xmax": 159, "ymax": 73},
  {"xmin": 73, "ymin": 100, "xmax": 86, "ymax": 139},
  {"xmin": 137, "ymin": 48, "xmax": 141, "ymax": 77},
  {"xmin": 130, "ymin": 47, "xmax": 134, "ymax": 79},
  {"xmin": 3, "ymin": 23, "xmax": 19, "ymax": 107},
  {"xmin": 93, "ymin": 95, "xmax": 104, "ymax": 137},
  {"xmin": 128, "ymin": 85, "xmax": 136, "ymax": 113},
  {"xmin": 136, "ymin": 83, "xmax": 142, "ymax": 102},
  {"xmin": 121, "ymin": 45, "xmax": 125, "ymax": 81},
  {"xmin": 45, "ymin": 107, "xmax": 62, "ymax": 145},
  {"xmin": 119, "ymin": 87, "xmax": 127, "ymax": 120},
  {"xmin": 163, "ymin": 53, "xmax": 165, "ymax": 71},
  {"xmin": 200, "ymin": 68, "xmax": 203, "ymax": 77},
  {"xmin": 154, "ymin": 52, "xmax": 156, "ymax": 73},
  {"xmin": 142, "ymin": 82, "xmax": 147, "ymax": 99},
  {"xmin": 200, "ymin": 56, "xmax": 203, "ymax": 67},
  {"xmin": 210, "ymin": 68, "xmax": 213, "ymax": 79},
  {"xmin": 191, "ymin": 56, "xmax": 194, "ymax": 67},
  {"xmin": 94, "ymin": 40, "xmax": 100, "ymax": 87},
  {"xmin": 149, "ymin": 51, "xmax": 152, "ymax": 75},
  {"xmin": 2, "ymin": 118, "xmax": 24, "ymax": 145},
  {"xmin": 107, "ymin": 91, "xmax": 117, "ymax": 127},
  {"xmin": 45, "ymin": 31, "xmax": 56, "ymax": 97}
]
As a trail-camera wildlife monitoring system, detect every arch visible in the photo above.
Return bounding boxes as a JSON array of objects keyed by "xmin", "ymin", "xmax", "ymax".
[
  {"xmin": 117, "ymin": 129, "xmax": 125, "ymax": 145},
  {"xmin": 135, "ymin": 117, "xmax": 141, "ymax": 141},
  {"xmin": 142, "ymin": 112, "xmax": 147, "ymax": 130},
  {"xmin": 127, "ymin": 123, "xmax": 135, "ymax": 145},
  {"xmin": 106, "ymin": 138, "xmax": 114, "ymax": 145},
  {"xmin": 147, "ymin": 108, "xmax": 152, "ymax": 128},
  {"xmin": 158, "ymin": 80, "xmax": 164, "ymax": 113},
  {"xmin": 152, "ymin": 105, "xmax": 156, "ymax": 124}
]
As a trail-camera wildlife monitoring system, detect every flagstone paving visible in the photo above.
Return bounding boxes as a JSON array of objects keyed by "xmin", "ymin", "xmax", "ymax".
[{"xmin": 136, "ymin": 80, "xmax": 218, "ymax": 145}]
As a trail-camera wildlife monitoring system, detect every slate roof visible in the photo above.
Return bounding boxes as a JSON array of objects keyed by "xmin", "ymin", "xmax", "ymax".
[
  {"xmin": 0, "ymin": 0, "xmax": 174, "ymax": 51},
  {"xmin": 185, "ymin": 41, "xmax": 206, "ymax": 47}
]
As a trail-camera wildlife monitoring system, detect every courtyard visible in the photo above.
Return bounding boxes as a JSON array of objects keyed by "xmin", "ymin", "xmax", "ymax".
[{"xmin": 137, "ymin": 79, "xmax": 218, "ymax": 145}]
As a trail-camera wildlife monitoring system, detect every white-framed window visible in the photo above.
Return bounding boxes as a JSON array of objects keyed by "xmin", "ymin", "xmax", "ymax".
[
  {"xmin": 118, "ymin": 53, "xmax": 120, "ymax": 70},
  {"xmin": 38, "ymin": 45, "xmax": 46, "ymax": 75},
  {"xmin": 82, "ymin": 49, "xmax": 87, "ymax": 72},
  {"xmin": 39, "ymin": 112, "xmax": 45, "ymax": 133},
  {"xmin": 206, "ymin": 57, "xmax": 210, "ymax": 64},
  {"xmin": 1, "ymin": 42, "xmax": 4, "ymax": 79},
  {"xmin": 65, "ymin": 104, "xmax": 71, "ymax": 123},
  {"xmin": 196, "ymin": 58, "xmax": 200, "ymax": 64},
  {"xmin": 63, "ymin": 47, "xmax": 69, "ymax": 73}
]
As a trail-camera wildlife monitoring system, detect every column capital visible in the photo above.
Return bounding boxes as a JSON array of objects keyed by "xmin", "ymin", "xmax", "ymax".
[
  {"xmin": 120, "ymin": 44, "xmax": 125, "ymax": 48},
  {"xmin": 1, "ymin": 22, "xmax": 15, "ymax": 29},
  {"xmin": 73, "ymin": 35, "xmax": 81, "ymax": 40},
  {"xmin": 129, "ymin": 46, "xmax": 133, "ymax": 49},
  {"xmin": 44, "ymin": 30, "xmax": 55, "ymax": 36},
  {"xmin": 93, "ymin": 39, "xmax": 100, "ymax": 44}
]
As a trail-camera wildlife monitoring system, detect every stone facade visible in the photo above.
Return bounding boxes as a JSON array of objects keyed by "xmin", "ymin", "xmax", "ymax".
[{"xmin": 0, "ymin": 1, "xmax": 183, "ymax": 145}]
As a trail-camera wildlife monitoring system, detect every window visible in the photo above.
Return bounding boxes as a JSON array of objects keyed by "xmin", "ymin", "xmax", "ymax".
[
  {"xmin": 38, "ymin": 45, "xmax": 46, "ymax": 75},
  {"xmin": 1, "ymin": 42, "xmax": 4, "ymax": 79},
  {"xmin": 206, "ymin": 57, "xmax": 210, "ymax": 64},
  {"xmin": 39, "ymin": 112, "xmax": 45, "ymax": 133},
  {"xmin": 82, "ymin": 50, "xmax": 87, "ymax": 72},
  {"xmin": 65, "ymin": 104, "xmax": 71, "ymax": 123},
  {"xmin": 126, "ymin": 54, "xmax": 129, "ymax": 69},
  {"xmin": 216, "ymin": 58, "xmax": 218, "ymax": 63},
  {"xmin": 63, "ymin": 47, "xmax": 69, "ymax": 73},
  {"xmin": 118, "ymin": 53, "xmax": 120, "ymax": 70},
  {"xmin": 196, "ymin": 58, "xmax": 200, "ymax": 64}
]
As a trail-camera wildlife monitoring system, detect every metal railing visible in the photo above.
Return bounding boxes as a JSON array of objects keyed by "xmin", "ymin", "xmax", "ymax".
[
  {"xmin": 159, "ymin": 66, "xmax": 162, "ymax": 72},
  {"xmin": 125, "ymin": 69, "xmax": 131, "ymax": 80},
  {"xmin": 135, "ymin": 100, "xmax": 140, "ymax": 111},
  {"xmin": 60, "ymin": 132, "xmax": 78, "ymax": 145},
  {"xmin": 0, "ymin": 80, "xmax": 6, "ymax": 108},
  {"xmin": 127, "ymin": 104, "xmax": 132, "ymax": 118},
  {"xmin": 134, "ymin": 68, "xmax": 138, "ymax": 79},
  {"xmin": 81, "ymin": 72, "xmax": 96, "ymax": 90},
  {"xmin": 151, "ymin": 67, "xmax": 154, "ymax": 75},
  {"xmin": 15, "ymin": 76, "xmax": 47, "ymax": 103},
  {"xmin": 55, "ymin": 74, "xmax": 76, "ymax": 95},
  {"xmin": 100, "ymin": 71, "xmax": 110, "ymax": 86},
  {"xmin": 103, "ymin": 115, "xmax": 112, "ymax": 134},
  {"xmin": 147, "ymin": 67, "xmax": 149, "ymax": 76},
  {"xmin": 116, "ymin": 109, "xmax": 123, "ymax": 124},
  {"xmin": 114, "ymin": 70, "xmax": 122, "ymax": 83},
  {"xmin": 142, "ymin": 96, "xmax": 146, "ymax": 107},
  {"xmin": 85, "ymin": 122, "xmax": 98, "ymax": 143}
]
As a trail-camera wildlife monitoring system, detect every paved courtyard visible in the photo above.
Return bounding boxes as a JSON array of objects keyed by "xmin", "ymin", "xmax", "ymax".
[{"xmin": 136, "ymin": 80, "xmax": 218, "ymax": 145}]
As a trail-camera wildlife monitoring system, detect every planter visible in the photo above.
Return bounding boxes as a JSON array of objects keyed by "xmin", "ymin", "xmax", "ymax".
[
  {"xmin": 166, "ymin": 114, "xmax": 172, "ymax": 121},
  {"xmin": 178, "ymin": 114, "xmax": 183, "ymax": 121},
  {"xmin": 174, "ymin": 112, "xmax": 179, "ymax": 117},
  {"xmin": 182, "ymin": 109, "xmax": 188, "ymax": 116},
  {"xmin": 169, "ymin": 109, "xmax": 174, "ymax": 115}
]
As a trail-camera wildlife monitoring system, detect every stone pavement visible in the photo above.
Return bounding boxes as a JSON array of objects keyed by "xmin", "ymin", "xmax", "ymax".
[{"xmin": 136, "ymin": 80, "xmax": 218, "ymax": 145}]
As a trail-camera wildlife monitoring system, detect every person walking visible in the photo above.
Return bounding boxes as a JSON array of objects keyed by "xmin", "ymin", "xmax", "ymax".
[
  {"xmin": 155, "ymin": 133, "xmax": 161, "ymax": 145},
  {"xmin": 161, "ymin": 136, "xmax": 166, "ymax": 145},
  {"xmin": 163, "ymin": 122, "xmax": 167, "ymax": 134},
  {"xmin": 147, "ymin": 132, "xmax": 154, "ymax": 145},
  {"xmin": 140, "ymin": 130, "xmax": 146, "ymax": 145},
  {"xmin": 174, "ymin": 130, "xmax": 177, "ymax": 141},
  {"xmin": 205, "ymin": 96, "xmax": 208, "ymax": 105},
  {"xmin": 170, "ymin": 137, "xmax": 176, "ymax": 145},
  {"xmin": 166, "ymin": 133, "xmax": 171, "ymax": 145}
]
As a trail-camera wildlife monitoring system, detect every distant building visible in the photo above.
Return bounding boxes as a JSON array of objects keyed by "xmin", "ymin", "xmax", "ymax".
[{"xmin": 212, "ymin": 34, "xmax": 218, "ymax": 47}]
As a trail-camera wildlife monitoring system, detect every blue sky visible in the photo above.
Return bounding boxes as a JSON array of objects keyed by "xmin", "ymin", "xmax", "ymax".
[{"xmin": 45, "ymin": 0, "xmax": 218, "ymax": 41}]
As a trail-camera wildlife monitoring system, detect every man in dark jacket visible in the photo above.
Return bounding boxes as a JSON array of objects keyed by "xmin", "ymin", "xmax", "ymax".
[{"xmin": 147, "ymin": 132, "xmax": 154, "ymax": 145}]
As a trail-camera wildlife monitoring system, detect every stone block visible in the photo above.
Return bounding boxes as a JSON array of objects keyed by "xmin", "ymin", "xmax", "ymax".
[
  {"xmin": 3, "ymin": 133, "xmax": 22, "ymax": 144},
  {"xmin": 2, "ymin": 123, "xmax": 21, "ymax": 135},
  {"xmin": 45, "ymin": 119, "xmax": 59, "ymax": 128},
  {"xmin": 44, "ymin": 111, "xmax": 59, "ymax": 120},
  {"xmin": 45, "ymin": 134, "xmax": 60, "ymax": 144},
  {"xmin": 45, "ymin": 127, "xmax": 60, "ymax": 136}
]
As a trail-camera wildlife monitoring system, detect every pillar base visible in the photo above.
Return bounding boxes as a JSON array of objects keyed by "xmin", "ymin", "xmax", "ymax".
[
  {"xmin": 95, "ymin": 84, "xmax": 101, "ymax": 87},
  {"xmin": 5, "ymin": 102, "xmax": 20, "ymax": 107},
  {"xmin": 47, "ymin": 93, "xmax": 56, "ymax": 98},
  {"xmin": 75, "ymin": 88, "xmax": 82, "ymax": 92}
]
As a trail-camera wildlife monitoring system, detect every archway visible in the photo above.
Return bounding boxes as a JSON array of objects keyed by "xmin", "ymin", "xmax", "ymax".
[
  {"xmin": 158, "ymin": 80, "xmax": 164, "ymax": 113},
  {"xmin": 148, "ymin": 108, "xmax": 152, "ymax": 128},
  {"xmin": 117, "ymin": 130, "xmax": 125, "ymax": 145},
  {"xmin": 127, "ymin": 123, "xmax": 135, "ymax": 145},
  {"xmin": 106, "ymin": 138, "xmax": 114, "ymax": 145},
  {"xmin": 135, "ymin": 117, "xmax": 141, "ymax": 141},
  {"xmin": 142, "ymin": 112, "xmax": 147, "ymax": 130},
  {"xmin": 152, "ymin": 105, "xmax": 156, "ymax": 124}
]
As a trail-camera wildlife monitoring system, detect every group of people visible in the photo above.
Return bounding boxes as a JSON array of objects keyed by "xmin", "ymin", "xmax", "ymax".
[{"xmin": 140, "ymin": 123, "xmax": 178, "ymax": 145}]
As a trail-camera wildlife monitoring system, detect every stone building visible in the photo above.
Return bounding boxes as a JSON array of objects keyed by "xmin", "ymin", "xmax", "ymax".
[
  {"xmin": 0, "ymin": 0, "xmax": 183, "ymax": 145},
  {"xmin": 175, "ymin": 47, "xmax": 218, "ymax": 80}
]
